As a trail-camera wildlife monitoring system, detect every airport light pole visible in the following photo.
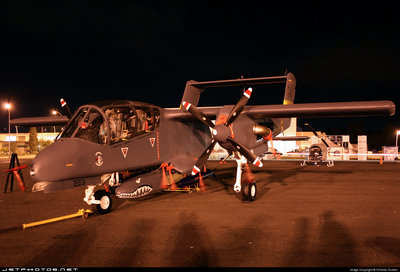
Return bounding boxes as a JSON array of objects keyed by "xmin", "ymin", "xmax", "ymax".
[
  {"xmin": 4, "ymin": 103, "xmax": 11, "ymax": 157},
  {"xmin": 396, "ymin": 130, "xmax": 400, "ymax": 153},
  {"xmin": 51, "ymin": 110, "xmax": 62, "ymax": 133}
]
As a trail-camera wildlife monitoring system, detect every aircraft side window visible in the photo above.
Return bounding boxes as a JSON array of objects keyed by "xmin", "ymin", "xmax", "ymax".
[
  {"xmin": 124, "ymin": 112, "xmax": 138, "ymax": 138},
  {"xmin": 135, "ymin": 108, "xmax": 147, "ymax": 134},
  {"xmin": 105, "ymin": 106, "xmax": 160, "ymax": 144},
  {"xmin": 106, "ymin": 107, "xmax": 135, "ymax": 144},
  {"xmin": 134, "ymin": 107, "xmax": 159, "ymax": 134},
  {"xmin": 75, "ymin": 109, "xmax": 107, "ymax": 144},
  {"xmin": 61, "ymin": 107, "xmax": 88, "ymax": 138}
]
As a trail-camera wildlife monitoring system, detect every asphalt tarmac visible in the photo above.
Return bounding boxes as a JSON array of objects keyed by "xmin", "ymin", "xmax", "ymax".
[{"xmin": 0, "ymin": 158, "xmax": 399, "ymax": 268}]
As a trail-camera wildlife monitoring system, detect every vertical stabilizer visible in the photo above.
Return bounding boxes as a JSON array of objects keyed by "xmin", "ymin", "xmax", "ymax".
[{"xmin": 283, "ymin": 73, "xmax": 296, "ymax": 105}]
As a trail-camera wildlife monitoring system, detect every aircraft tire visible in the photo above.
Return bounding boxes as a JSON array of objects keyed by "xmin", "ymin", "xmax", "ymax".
[
  {"xmin": 94, "ymin": 190, "xmax": 112, "ymax": 214},
  {"xmin": 242, "ymin": 182, "xmax": 257, "ymax": 202}
]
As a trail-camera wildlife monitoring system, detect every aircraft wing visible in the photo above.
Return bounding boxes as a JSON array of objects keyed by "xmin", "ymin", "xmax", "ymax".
[
  {"xmin": 243, "ymin": 100, "xmax": 395, "ymax": 119},
  {"xmin": 165, "ymin": 100, "xmax": 395, "ymax": 120},
  {"xmin": 273, "ymin": 136, "xmax": 310, "ymax": 141},
  {"xmin": 10, "ymin": 116, "xmax": 69, "ymax": 126}
]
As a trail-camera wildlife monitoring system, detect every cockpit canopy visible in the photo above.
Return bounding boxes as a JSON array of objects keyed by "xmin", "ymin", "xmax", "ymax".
[{"xmin": 59, "ymin": 101, "xmax": 160, "ymax": 145}]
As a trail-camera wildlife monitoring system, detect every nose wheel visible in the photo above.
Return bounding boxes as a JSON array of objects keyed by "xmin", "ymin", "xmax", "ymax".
[
  {"xmin": 93, "ymin": 189, "xmax": 113, "ymax": 214},
  {"xmin": 242, "ymin": 182, "xmax": 257, "ymax": 202}
]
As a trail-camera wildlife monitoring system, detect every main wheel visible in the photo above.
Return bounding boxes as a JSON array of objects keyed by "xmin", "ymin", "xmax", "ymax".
[
  {"xmin": 242, "ymin": 182, "xmax": 257, "ymax": 202},
  {"xmin": 94, "ymin": 190, "xmax": 112, "ymax": 214}
]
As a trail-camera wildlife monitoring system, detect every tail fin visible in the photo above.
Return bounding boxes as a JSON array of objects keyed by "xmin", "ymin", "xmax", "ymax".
[
  {"xmin": 283, "ymin": 72, "xmax": 296, "ymax": 105},
  {"xmin": 277, "ymin": 73, "xmax": 296, "ymax": 135}
]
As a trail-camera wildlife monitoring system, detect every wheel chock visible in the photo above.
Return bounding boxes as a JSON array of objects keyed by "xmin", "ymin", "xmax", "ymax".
[{"xmin": 22, "ymin": 209, "xmax": 93, "ymax": 229}]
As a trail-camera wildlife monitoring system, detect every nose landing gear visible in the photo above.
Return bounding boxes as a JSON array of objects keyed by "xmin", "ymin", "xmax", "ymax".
[
  {"xmin": 242, "ymin": 182, "xmax": 257, "ymax": 202},
  {"xmin": 84, "ymin": 185, "xmax": 113, "ymax": 214},
  {"xmin": 93, "ymin": 189, "xmax": 113, "ymax": 214}
]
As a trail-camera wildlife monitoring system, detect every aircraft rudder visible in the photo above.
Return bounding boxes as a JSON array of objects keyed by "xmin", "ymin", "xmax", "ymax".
[{"xmin": 283, "ymin": 72, "xmax": 296, "ymax": 105}]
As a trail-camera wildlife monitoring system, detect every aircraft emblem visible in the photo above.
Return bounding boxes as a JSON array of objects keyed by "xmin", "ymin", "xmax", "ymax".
[
  {"xmin": 149, "ymin": 138, "xmax": 155, "ymax": 147},
  {"xmin": 95, "ymin": 152, "xmax": 103, "ymax": 166},
  {"xmin": 121, "ymin": 147, "xmax": 129, "ymax": 158}
]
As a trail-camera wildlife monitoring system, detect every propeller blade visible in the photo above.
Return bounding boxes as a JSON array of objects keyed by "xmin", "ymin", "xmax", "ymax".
[
  {"xmin": 191, "ymin": 141, "xmax": 217, "ymax": 175},
  {"xmin": 225, "ymin": 88, "xmax": 252, "ymax": 126},
  {"xmin": 60, "ymin": 98, "xmax": 72, "ymax": 119},
  {"xmin": 226, "ymin": 137, "xmax": 263, "ymax": 167},
  {"xmin": 182, "ymin": 101, "xmax": 215, "ymax": 128}
]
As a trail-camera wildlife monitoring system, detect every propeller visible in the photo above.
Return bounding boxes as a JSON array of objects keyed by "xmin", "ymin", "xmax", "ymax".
[
  {"xmin": 191, "ymin": 141, "xmax": 217, "ymax": 175},
  {"xmin": 182, "ymin": 87, "xmax": 263, "ymax": 175},
  {"xmin": 226, "ymin": 137, "xmax": 263, "ymax": 167},
  {"xmin": 60, "ymin": 98, "xmax": 72, "ymax": 119},
  {"xmin": 225, "ymin": 87, "xmax": 252, "ymax": 126},
  {"xmin": 182, "ymin": 101, "xmax": 215, "ymax": 128}
]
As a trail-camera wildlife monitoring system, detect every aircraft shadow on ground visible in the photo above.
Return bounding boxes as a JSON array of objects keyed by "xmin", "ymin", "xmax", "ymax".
[
  {"xmin": 283, "ymin": 210, "xmax": 359, "ymax": 267},
  {"xmin": 365, "ymin": 236, "xmax": 400, "ymax": 262}
]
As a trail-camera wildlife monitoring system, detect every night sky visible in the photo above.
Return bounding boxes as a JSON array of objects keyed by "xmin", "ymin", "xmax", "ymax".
[{"xmin": 0, "ymin": 1, "xmax": 399, "ymax": 148}]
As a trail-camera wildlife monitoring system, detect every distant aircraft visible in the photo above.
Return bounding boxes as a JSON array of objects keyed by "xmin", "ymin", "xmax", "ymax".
[
  {"xmin": 300, "ymin": 123, "xmax": 335, "ymax": 167},
  {"xmin": 11, "ymin": 73, "xmax": 395, "ymax": 213}
]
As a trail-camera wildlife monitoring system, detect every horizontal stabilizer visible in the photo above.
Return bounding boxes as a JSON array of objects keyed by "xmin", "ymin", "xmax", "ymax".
[
  {"xmin": 189, "ymin": 75, "xmax": 287, "ymax": 89},
  {"xmin": 10, "ymin": 116, "xmax": 69, "ymax": 126},
  {"xmin": 181, "ymin": 75, "xmax": 288, "ymax": 108}
]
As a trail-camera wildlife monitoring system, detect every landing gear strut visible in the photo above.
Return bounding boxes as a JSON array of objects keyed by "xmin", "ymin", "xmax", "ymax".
[{"xmin": 234, "ymin": 153, "xmax": 258, "ymax": 202}]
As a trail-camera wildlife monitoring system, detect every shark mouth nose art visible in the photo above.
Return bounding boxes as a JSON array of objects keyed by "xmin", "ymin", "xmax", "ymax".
[{"xmin": 116, "ymin": 185, "xmax": 153, "ymax": 198}]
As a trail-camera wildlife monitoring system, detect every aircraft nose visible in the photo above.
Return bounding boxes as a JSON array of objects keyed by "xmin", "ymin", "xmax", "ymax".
[
  {"xmin": 29, "ymin": 161, "xmax": 37, "ymax": 178},
  {"xmin": 28, "ymin": 139, "xmax": 80, "ymax": 182},
  {"xmin": 29, "ymin": 138, "xmax": 103, "ymax": 182},
  {"xmin": 29, "ymin": 153, "xmax": 54, "ymax": 182}
]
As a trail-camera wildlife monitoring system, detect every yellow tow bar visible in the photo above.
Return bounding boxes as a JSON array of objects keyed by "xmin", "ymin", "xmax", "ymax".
[{"xmin": 22, "ymin": 209, "xmax": 94, "ymax": 229}]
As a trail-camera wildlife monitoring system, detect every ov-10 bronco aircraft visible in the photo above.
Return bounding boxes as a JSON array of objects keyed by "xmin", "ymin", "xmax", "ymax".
[{"xmin": 11, "ymin": 73, "xmax": 395, "ymax": 214}]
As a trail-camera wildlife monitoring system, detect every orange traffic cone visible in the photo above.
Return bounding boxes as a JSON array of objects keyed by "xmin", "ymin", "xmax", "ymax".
[
  {"xmin": 160, "ymin": 163, "xmax": 169, "ymax": 189},
  {"xmin": 380, "ymin": 156, "xmax": 383, "ymax": 165},
  {"xmin": 167, "ymin": 165, "xmax": 177, "ymax": 190},
  {"xmin": 12, "ymin": 170, "xmax": 26, "ymax": 192},
  {"xmin": 199, "ymin": 172, "xmax": 206, "ymax": 192}
]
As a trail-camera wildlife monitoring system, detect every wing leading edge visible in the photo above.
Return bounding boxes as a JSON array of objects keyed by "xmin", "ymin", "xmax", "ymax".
[
  {"xmin": 10, "ymin": 116, "xmax": 69, "ymax": 126},
  {"xmin": 243, "ymin": 100, "xmax": 395, "ymax": 119},
  {"xmin": 165, "ymin": 100, "xmax": 395, "ymax": 121}
]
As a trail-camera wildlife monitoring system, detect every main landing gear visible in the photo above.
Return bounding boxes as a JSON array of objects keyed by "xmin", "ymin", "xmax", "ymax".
[{"xmin": 234, "ymin": 154, "xmax": 258, "ymax": 202}]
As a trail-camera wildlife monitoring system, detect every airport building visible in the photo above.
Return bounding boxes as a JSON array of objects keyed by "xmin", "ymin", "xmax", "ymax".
[{"xmin": 0, "ymin": 132, "xmax": 58, "ymax": 155}]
